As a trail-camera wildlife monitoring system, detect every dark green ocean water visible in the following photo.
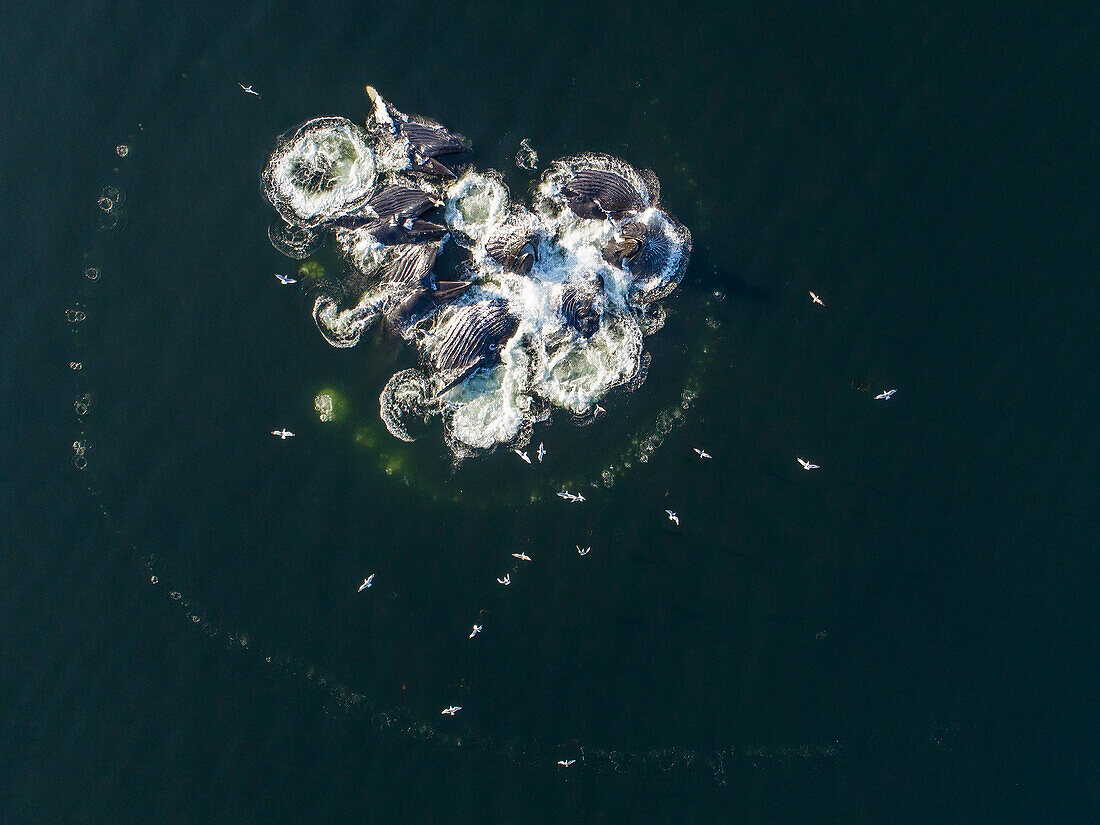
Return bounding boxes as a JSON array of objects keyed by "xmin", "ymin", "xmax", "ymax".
[{"xmin": 3, "ymin": 2, "xmax": 1096, "ymax": 822}]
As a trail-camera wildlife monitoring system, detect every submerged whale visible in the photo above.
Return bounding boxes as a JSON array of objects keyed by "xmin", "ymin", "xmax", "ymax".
[{"xmin": 431, "ymin": 299, "xmax": 520, "ymax": 395}]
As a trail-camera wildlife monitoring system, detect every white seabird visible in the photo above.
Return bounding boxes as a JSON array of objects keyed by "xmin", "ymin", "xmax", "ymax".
[
  {"xmin": 514, "ymin": 448, "xmax": 532, "ymax": 464},
  {"xmin": 809, "ymin": 291, "xmax": 825, "ymax": 306},
  {"xmin": 875, "ymin": 389, "xmax": 897, "ymax": 400},
  {"xmin": 238, "ymin": 83, "xmax": 260, "ymax": 97},
  {"xmin": 557, "ymin": 759, "xmax": 576, "ymax": 767},
  {"xmin": 537, "ymin": 442, "xmax": 546, "ymax": 463},
  {"xmin": 665, "ymin": 510, "xmax": 679, "ymax": 526},
  {"xmin": 511, "ymin": 552, "xmax": 532, "ymax": 561},
  {"xmin": 797, "ymin": 457, "xmax": 821, "ymax": 470},
  {"xmin": 576, "ymin": 546, "xmax": 590, "ymax": 556},
  {"xmin": 271, "ymin": 429, "xmax": 295, "ymax": 439},
  {"xmin": 275, "ymin": 273, "xmax": 297, "ymax": 285},
  {"xmin": 441, "ymin": 706, "xmax": 461, "ymax": 716},
  {"xmin": 693, "ymin": 448, "xmax": 712, "ymax": 459},
  {"xmin": 496, "ymin": 574, "xmax": 511, "ymax": 586},
  {"xmin": 358, "ymin": 574, "xmax": 375, "ymax": 592},
  {"xmin": 469, "ymin": 624, "xmax": 482, "ymax": 639}
]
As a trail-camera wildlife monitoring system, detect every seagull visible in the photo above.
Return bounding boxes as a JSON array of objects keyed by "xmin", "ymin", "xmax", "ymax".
[
  {"xmin": 271, "ymin": 429, "xmax": 295, "ymax": 439},
  {"xmin": 357, "ymin": 574, "xmax": 374, "ymax": 592},
  {"xmin": 469, "ymin": 624, "xmax": 482, "ymax": 639},
  {"xmin": 665, "ymin": 510, "xmax": 679, "ymax": 526},
  {"xmin": 441, "ymin": 706, "xmax": 461, "ymax": 716},
  {"xmin": 875, "ymin": 389, "xmax": 897, "ymax": 400},
  {"xmin": 576, "ymin": 545, "xmax": 590, "ymax": 556},
  {"xmin": 693, "ymin": 448, "xmax": 712, "ymax": 459},
  {"xmin": 511, "ymin": 552, "xmax": 532, "ymax": 561},
  {"xmin": 514, "ymin": 448, "xmax": 531, "ymax": 464},
  {"xmin": 809, "ymin": 291, "xmax": 825, "ymax": 306},
  {"xmin": 496, "ymin": 574, "xmax": 511, "ymax": 586},
  {"xmin": 556, "ymin": 491, "xmax": 572, "ymax": 500},
  {"xmin": 557, "ymin": 759, "xmax": 576, "ymax": 767},
  {"xmin": 537, "ymin": 442, "xmax": 546, "ymax": 463},
  {"xmin": 797, "ymin": 457, "xmax": 820, "ymax": 470},
  {"xmin": 238, "ymin": 83, "xmax": 260, "ymax": 97},
  {"xmin": 275, "ymin": 273, "xmax": 297, "ymax": 285},
  {"xmin": 594, "ymin": 403, "xmax": 607, "ymax": 416}
]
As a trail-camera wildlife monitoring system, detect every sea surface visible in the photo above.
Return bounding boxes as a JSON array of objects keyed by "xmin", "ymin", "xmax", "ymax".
[{"xmin": 2, "ymin": 2, "xmax": 1095, "ymax": 822}]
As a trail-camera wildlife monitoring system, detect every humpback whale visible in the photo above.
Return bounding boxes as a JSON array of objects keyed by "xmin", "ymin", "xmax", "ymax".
[
  {"xmin": 555, "ymin": 154, "xmax": 660, "ymax": 220},
  {"xmin": 561, "ymin": 271, "xmax": 605, "ymax": 338},
  {"xmin": 378, "ymin": 241, "xmax": 444, "ymax": 288},
  {"xmin": 431, "ymin": 299, "xmax": 520, "ymax": 395},
  {"xmin": 366, "ymin": 86, "xmax": 471, "ymax": 180},
  {"xmin": 367, "ymin": 217, "xmax": 449, "ymax": 246},
  {"xmin": 485, "ymin": 219, "xmax": 540, "ymax": 275},
  {"xmin": 330, "ymin": 184, "xmax": 441, "ymax": 228},
  {"xmin": 385, "ymin": 281, "xmax": 472, "ymax": 337},
  {"xmin": 602, "ymin": 218, "xmax": 672, "ymax": 281}
]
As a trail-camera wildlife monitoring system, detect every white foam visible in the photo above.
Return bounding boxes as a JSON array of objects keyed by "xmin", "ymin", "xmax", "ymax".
[
  {"xmin": 263, "ymin": 117, "xmax": 377, "ymax": 227},
  {"xmin": 313, "ymin": 290, "xmax": 387, "ymax": 348},
  {"xmin": 379, "ymin": 369, "xmax": 434, "ymax": 442},
  {"xmin": 443, "ymin": 171, "xmax": 512, "ymax": 251},
  {"xmin": 261, "ymin": 107, "xmax": 692, "ymax": 455},
  {"xmin": 395, "ymin": 168, "xmax": 687, "ymax": 451}
]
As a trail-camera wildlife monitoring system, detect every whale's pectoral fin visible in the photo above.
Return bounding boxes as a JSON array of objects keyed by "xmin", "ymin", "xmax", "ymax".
[{"xmin": 435, "ymin": 360, "xmax": 487, "ymax": 397}]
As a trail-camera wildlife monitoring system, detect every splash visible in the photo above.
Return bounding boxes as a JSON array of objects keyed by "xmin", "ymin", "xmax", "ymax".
[{"xmin": 262, "ymin": 89, "xmax": 692, "ymax": 456}]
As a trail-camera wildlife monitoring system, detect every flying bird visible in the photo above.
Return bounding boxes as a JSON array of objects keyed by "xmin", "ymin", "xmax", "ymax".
[
  {"xmin": 469, "ymin": 624, "xmax": 482, "ymax": 638},
  {"xmin": 594, "ymin": 403, "xmax": 607, "ymax": 416},
  {"xmin": 238, "ymin": 83, "xmax": 260, "ymax": 97},
  {"xmin": 809, "ymin": 291, "xmax": 825, "ymax": 306},
  {"xmin": 275, "ymin": 273, "xmax": 297, "ymax": 285},
  {"xmin": 511, "ymin": 552, "xmax": 532, "ymax": 561},
  {"xmin": 665, "ymin": 510, "xmax": 679, "ymax": 526},
  {"xmin": 576, "ymin": 546, "xmax": 590, "ymax": 556},
  {"xmin": 441, "ymin": 706, "xmax": 461, "ymax": 716},
  {"xmin": 556, "ymin": 491, "xmax": 572, "ymax": 500},
  {"xmin": 514, "ymin": 448, "xmax": 532, "ymax": 464},
  {"xmin": 557, "ymin": 759, "xmax": 576, "ymax": 767},
  {"xmin": 357, "ymin": 574, "xmax": 374, "ymax": 592},
  {"xmin": 875, "ymin": 389, "xmax": 897, "ymax": 400},
  {"xmin": 496, "ymin": 574, "xmax": 511, "ymax": 586},
  {"xmin": 693, "ymin": 448, "xmax": 712, "ymax": 459},
  {"xmin": 797, "ymin": 457, "xmax": 820, "ymax": 470},
  {"xmin": 271, "ymin": 429, "xmax": 295, "ymax": 439},
  {"xmin": 537, "ymin": 442, "xmax": 546, "ymax": 463}
]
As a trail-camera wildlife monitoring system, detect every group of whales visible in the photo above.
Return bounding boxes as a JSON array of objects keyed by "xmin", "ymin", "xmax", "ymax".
[{"xmin": 263, "ymin": 87, "xmax": 691, "ymax": 450}]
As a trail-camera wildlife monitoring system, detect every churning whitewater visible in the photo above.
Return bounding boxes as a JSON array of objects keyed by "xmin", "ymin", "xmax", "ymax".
[{"xmin": 262, "ymin": 87, "xmax": 691, "ymax": 456}]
